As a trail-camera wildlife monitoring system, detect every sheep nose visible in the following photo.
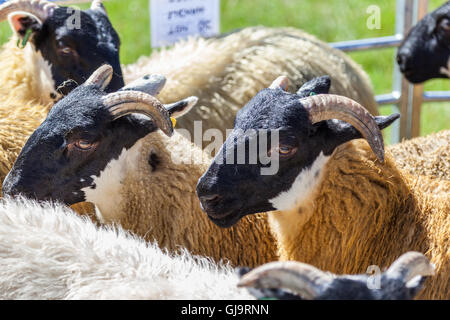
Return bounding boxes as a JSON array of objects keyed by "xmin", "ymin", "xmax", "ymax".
[
  {"xmin": 198, "ymin": 194, "xmax": 221, "ymax": 211},
  {"xmin": 396, "ymin": 52, "xmax": 412, "ymax": 73}
]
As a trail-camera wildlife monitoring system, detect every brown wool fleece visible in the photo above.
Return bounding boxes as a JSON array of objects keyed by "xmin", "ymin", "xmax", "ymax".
[
  {"xmin": 268, "ymin": 139, "xmax": 449, "ymax": 299},
  {"xmin": 123, "ymin": 26, "xmax": 378, "ymax": 144},
  {"xmin": 95, "ymin": 132, "xmax": 279, "ymax": 268},
  {"xmin": 388, "ymin": 130, "xmax": 450, "ymax": 180},
  {"xmin": 0, "ymin": 39, "xmax": 56, "ymax": 105},
  {"xmin": 0, "ymin": 102, "xmax": 51, "ymax": 194},
  {"xmin": 0, "ymin": 38, "xmax": 58, "ymax": 191}
]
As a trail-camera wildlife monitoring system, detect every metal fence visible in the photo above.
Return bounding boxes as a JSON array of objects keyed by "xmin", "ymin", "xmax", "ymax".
[{"xmin": 331, "ymin": 0, "xmax": 450, "ymax": 143}]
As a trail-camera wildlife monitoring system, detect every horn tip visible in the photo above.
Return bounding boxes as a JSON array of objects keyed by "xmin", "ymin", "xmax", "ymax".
[
  {"xmin": 269, "ymin": 76, "xmax": 289, "ymax": 91},
  {"xmin": 187, "ymin": 96, "xmax": 199, "ymax": 106}
]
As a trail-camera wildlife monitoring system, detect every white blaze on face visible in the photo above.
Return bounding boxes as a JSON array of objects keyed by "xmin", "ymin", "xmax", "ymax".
[
  {"xmin": 81, "ymin": 140, "xmax": 144, "ymax": 223},
  {"xmin": 269, "ymin": 152, "xmax": 330, "ymax": 211}
]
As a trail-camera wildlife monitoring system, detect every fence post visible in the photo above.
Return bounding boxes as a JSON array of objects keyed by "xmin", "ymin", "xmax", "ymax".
[
  {"xmin": 396, "ymin": 0, "xmax": 414, "ymax": 141},
  {"xmin": 410, "ymin": 0, "xmax": 428, "ymax": 137}
]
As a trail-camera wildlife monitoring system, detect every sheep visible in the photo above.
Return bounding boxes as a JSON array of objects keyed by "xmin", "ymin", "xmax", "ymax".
[
  {"xmin": 397, "ymin": 1, "xmax": 450, "ymax": 83},
  {"xmin": 3, "ymin": 65, "xmax": 279, "ymax": 268},
  {"xmin": 196, "ymin": 75, "xmax": 450, "ymax": 299},
  {"xmin": 387, "ymin": 130, "xmax": 450, "ymax": 180},
  {"xmin": 0, "ymin": 0, "xmax": 124, "ymax": 190},
  {"xmin": 0, "ymin": 0, "xmax": 124, "ymax": 104},
  {"xmin": 123, "ymin": 26, "xmax": 379, "ymax": 142},
  {"xmin": 0, "ymin": 197, "xmax": 432, "ymax": 300}
]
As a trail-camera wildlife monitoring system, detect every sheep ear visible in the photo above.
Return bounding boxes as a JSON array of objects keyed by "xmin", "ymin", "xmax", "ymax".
[
  {"xmin": 91, "ymin": 0, "xmax": 108, "ymax": 16},
  {"xmin": 165, "ymin": 96, "xmax": 198, "ymax": 118},
  {"xmin": 296, "ymin": 76, "xmax": 331, "ymax": 98},
  {"xmin": 8, "ymin": 13, "xmax": 43, "ymax": 42},
  {"xmin": 313, "ymin": 113, "xmax": 400, "ymax": 156},
  {"xmin": 338, "ymin": 114, "xmax": 400, "ymax": 133}
]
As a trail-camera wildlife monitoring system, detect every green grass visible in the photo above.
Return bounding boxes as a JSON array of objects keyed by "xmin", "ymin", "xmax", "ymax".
[{"xmin": 0, "ymin": 0, "xmax": 448, "ymax": 141}]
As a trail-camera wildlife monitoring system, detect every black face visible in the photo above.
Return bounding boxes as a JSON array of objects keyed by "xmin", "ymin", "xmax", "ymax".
[
  {"xmin": 397, "ymin": 1, "xmax": 450, "ymax": 83},
  {"xmin": 2, "ymin": 85, "xmax": 155, "ymax": 204},
  {"xmin": 17, "ymin": 6, "xmax": 123, "ymax": 96},
  {"xmin": 197, "ymin": 77, "xmax": 399, "ymax": 228}
]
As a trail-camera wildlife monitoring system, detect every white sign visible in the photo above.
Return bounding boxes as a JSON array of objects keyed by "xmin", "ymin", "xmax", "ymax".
[{"xmin": 150, "ymin": 0, "xmax": 220, "ymax": 48}]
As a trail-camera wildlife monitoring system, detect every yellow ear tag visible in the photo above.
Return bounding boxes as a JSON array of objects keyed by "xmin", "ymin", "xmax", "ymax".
[{"xmin": 170, "ymin": 117, "xmax": 177, "ymax": 128}]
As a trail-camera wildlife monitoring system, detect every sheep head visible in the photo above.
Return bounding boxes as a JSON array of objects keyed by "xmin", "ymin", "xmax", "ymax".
[
  {"xmin": 0, "ymin": 0, "xmax": 124, "ymax": 99},
  {"xmin": 3, "ymin": 65, "xmax": 198, "ymax": 205},
  {"xmin": 238, "ymin": 251, "xmax": 435, "ymax": 300},
  {"xmin": 397, "ymin": 1, "xmax": 450, "ymax": 83},
  {"xmin": 197, "ymin": 76, "xmax": 399, "ymax": 228}
]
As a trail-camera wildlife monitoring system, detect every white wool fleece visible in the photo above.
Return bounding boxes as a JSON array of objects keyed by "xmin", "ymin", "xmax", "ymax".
[{"xmin": 0, "ymin": 197, "xmax": 253, "ymax": 300}]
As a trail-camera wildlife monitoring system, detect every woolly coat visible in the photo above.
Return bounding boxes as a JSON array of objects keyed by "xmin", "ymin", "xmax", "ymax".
[
  {"xmin": 91, "ymin": 131, "xmax": 279, "ymax": 268},
  {"xmin": 0, "ymin": 197, "xmax": 254, "ymax": 300},
  {"xmin": 387, "ymin": 130, "xmax": 450, "ymax": 180},
  {"xmin": 267, "ymin": 139, "xmax": 449, "ymax": 300},
  {"xmin": 123, "ymin": 26, "xmax": 379, "ymax": 142},
  {"xmin": 0, "ymin": 39, "xmax": 54, "ymax": 190}
]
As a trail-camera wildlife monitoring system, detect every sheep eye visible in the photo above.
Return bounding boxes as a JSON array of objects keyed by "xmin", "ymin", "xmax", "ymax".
[
  {"xmin": 438, "ymin": 18, "xmax": 450, "ymax": 33},
  {"xmin": 269, "ymin": 145, "xmax": 297, "ymax": 157},
  {"xmin": 74, "ymin": 139, "xmax": 94, "ymax": 151},
  {"xmin": 58, "ymin": 46, "xmax": 76, "ymax": 56}
]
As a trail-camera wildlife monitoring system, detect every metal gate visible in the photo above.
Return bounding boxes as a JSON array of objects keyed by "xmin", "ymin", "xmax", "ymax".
[{"xmin": 331, "ymin": 0, "xmax": 450, "ymax": 143}]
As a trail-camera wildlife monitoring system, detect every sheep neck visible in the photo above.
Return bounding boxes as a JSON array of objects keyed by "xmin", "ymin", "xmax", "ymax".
[
  {"xmin": 0, "ymin": 38, "xmax": 55, "ymax": 106},
  {"xmin": 116, "ymin": 131, "xmax": 279, "ymax": 267},
  {"xmin": 268, "ymin": 140, "xmax": 437, "ymax": 276}
]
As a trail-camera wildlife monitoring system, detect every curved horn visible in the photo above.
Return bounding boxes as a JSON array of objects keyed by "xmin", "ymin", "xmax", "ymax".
[
  {"xmin": 386, "ymin": 251, "xmax": 435, "ymax": 285},
  {"xmin": 84, "ymin": 65, "xmax": 113, "ymax": 90},
  {"xmin": 269, "ymin": 76, "xmax": 289, "ymax": 91},
  {"xmin": 0, "ymin": 0, "xmax": 58, "ymax": 24},
  {"xmin": 91, "ymin": 0, "xmax": 107, "ymax": 15},
  {"xmin": 102, "ymin": 91, "xmax": 174, "ymax": 137},
  {"xmin": 237, "ymin": 261, "xmax": 332, "ymax": 300},
  {"xmin": 300, "ymin": 94, "xmax": 385, "ymax": 162}
]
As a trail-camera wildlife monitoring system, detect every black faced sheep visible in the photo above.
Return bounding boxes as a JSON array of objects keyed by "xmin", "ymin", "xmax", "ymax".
[
  {"xmin": 397, "ymin": 1, "xmax": 450, "ymax": 83},
  {"xmin": 0, "ymin": 0, "xmax": 123, "ymax": 103},
  {"xmin": 197, "ymin": 76, "xmax": 450, "ymax": 299},
  {"xmin": 0, "ymin": 0, "xmax": 124, "ymax": 190}
]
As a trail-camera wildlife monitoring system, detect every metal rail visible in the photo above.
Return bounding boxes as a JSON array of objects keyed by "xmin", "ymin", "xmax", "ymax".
[{"xmin": 331, "ymin": 0, "xmax": 449, "ymax": 143}]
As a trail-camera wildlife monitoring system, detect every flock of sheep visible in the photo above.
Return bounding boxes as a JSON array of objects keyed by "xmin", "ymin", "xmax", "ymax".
[{"xmin": 0, "ymin": 0, "xmax": 448, "ymax": 300}]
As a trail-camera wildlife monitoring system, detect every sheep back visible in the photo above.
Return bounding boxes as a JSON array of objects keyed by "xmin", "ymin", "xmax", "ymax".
[
  {"xmin": 387, "ymin": 130, "xmax": 450, "ymax": 180},
  {"xmin": 123, "ymin": 27, "xmax": 378, "ymax": 144}
]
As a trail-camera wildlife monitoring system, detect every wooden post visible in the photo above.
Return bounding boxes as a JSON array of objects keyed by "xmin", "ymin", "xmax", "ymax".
[
  {"xmin": 397, "ymin": 0, "xmax": 414, "ymax": 140},
  {"xmin": 410, "ymin": 0, "xmax": 428, "ymax": 137}
]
